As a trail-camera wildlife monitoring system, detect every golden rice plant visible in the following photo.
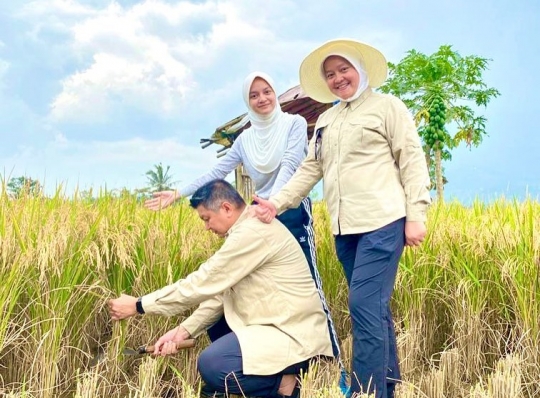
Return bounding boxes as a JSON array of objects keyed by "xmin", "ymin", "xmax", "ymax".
[{"xmin": 0, "ymin": 188, "xmax": 539, "ymax": 397}]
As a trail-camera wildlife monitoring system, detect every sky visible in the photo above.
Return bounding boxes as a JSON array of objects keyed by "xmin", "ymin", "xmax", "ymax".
[{"xmin": 0, "ymin": 0, "xmax": 539, "ymax": 203}]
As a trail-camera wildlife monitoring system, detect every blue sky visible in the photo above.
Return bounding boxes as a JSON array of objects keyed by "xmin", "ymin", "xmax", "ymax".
[{"xmin": 1, "ymin": 0, "xmax": 538, "ymax": 202}]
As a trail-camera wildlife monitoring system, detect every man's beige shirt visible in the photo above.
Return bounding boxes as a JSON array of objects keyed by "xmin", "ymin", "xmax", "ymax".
[
  {"xmin": 271, "ymin": 89, "xmax": 431, "ymax": 235},
  {"xmin": 141, "ymin": 208, "xmax": 333, "ymax": 375}
]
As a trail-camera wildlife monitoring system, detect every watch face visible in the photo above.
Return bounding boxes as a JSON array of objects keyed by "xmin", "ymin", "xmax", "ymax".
[{"xmin": 136, "ymin": 297, "xmax": 145, "ymax": 314}]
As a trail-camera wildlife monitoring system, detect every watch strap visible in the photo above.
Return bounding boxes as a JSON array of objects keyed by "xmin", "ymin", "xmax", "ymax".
[{"xmin": 136, "ymin": 297, "xmax": 145, "ymax": 315}]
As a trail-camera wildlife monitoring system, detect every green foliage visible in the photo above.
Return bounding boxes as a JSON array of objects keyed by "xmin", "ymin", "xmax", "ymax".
[
  {"xmin": 145, "ymin": 162, "xmax": 177, "ymax": 193},
  {"xmin": 379, "ymin": 44, "xmax": 500, "ymax": 200},
  {"xmin": 6, "ymin": 176, "xmax": 42, "ymax": 198}
]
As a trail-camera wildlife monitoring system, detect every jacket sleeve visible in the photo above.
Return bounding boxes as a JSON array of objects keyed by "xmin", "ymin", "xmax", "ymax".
[
  {"xmin": 141, "ymin": 222, "xmax": 272, "ymax": 316},
  {"xmin": 270, "ymin": 126, "xmax": 323, "ymax": 214},
  {"xmin": 384, "ymin": 96, "xmax": 431, "ymax": 221},
  {"xmin": 180, "ymin": 296, "xmax": 224, "ymax": 338}
]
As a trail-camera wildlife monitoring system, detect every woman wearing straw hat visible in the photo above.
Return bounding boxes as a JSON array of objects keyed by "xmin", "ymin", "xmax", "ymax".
[
  {"xmin": 144, "ymin": 71, "xmax": 344, "ymax": 394},
  {"xmin": 253, "ymin": 39, "xmax": 431, "ymax": 398}
]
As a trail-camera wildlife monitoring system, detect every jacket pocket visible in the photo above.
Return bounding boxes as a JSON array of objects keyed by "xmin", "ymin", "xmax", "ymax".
[{"xmin": 347, "ymin": 117, "xmax": 382, "ymax": 145}]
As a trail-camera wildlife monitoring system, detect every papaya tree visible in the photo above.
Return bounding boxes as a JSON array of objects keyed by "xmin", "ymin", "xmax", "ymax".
[{"xmin": 379, "ymin": 45, "xmax": 500, "ymax": 201}]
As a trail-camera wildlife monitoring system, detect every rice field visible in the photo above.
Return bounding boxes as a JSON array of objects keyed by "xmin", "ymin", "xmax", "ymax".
[{"xmin": 0, "ymin": 190, "xmax": 538, "ymax": 397}]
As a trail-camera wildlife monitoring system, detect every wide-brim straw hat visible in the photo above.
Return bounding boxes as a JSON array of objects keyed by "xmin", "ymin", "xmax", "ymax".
[{"xmin": 299, "ymin": 39, "xmax": 388, "ymax": 103}]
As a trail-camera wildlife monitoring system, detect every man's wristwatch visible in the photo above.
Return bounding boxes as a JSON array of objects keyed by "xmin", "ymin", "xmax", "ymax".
[{"xmin": 136, "ymin": 297, "xmax": 145, "ymax": 315}]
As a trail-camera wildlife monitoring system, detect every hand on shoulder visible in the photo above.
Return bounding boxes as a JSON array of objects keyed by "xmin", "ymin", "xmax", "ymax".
[{"xmin": 250, "ymin": 195, "xmax": 277, "ymax": 224}]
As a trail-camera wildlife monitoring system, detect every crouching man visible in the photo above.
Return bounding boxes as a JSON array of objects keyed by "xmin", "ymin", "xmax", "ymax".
[{"xmin": 108, "ymin": 179, "xmax": 332, "ymax": 397}]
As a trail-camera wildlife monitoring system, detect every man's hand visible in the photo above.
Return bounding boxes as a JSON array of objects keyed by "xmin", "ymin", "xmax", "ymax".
[
  {"xmin": 153, "ymin": 326, "xmax": 191, "ymax": 356},
  {"xmin": 251, "ymin": 195, "xmax": 277, "ymax": 224},
  {"xmin": 144, "ymin": 190, "xmax": 179, "ymax": 211},
  {"xmin": 108, "ymin": 294, "xmax": 138, "ymax": 321},
  {"xmin": 405, "ymin": 221, "xmax": 427, "ymax": 247}
]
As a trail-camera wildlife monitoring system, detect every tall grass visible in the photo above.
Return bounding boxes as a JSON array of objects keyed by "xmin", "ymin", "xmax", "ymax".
[{"xmin": 0, "ymin": 191, "xmax": 538, "ymax": 397}]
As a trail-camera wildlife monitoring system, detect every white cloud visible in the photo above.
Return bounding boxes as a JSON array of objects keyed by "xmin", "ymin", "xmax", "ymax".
[
  {"xmin": 6, "ymin": 0, "xmax": 405, "ymax": 194},
  {"xmin": 44, "ymin": 2, "xmax": 204, "ymax": 121},
  {"xmin": 19, "ymin": 0, "xmax": 402, "ymax": 125},
  {"xmin": 19, "ymin": 0, "xmax": 279, "ymax": 122},
  {"xmin": 50, "ymin": 51, "xmax": 192, "ymax": 121}
]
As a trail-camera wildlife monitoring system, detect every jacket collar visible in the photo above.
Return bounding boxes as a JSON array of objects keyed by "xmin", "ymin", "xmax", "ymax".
[
  {"xmin": 226, "ymin": 206, "xmax": 249, "ymax": 237},
  {"xmin": 348, "ymin": 87, "xmax": 373, "ymax": 110},
  {"xmin": 334, "ymin": 87, "xmax": 373, "ymax": 111}
]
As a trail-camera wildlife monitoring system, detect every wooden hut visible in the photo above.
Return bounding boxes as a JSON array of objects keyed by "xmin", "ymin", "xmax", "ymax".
[{"xmin": 200, "ymin": 85, "xmax": 331, "ymax": 198}]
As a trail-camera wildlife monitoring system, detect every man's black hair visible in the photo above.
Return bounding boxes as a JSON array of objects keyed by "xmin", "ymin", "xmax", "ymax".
[{"xmin": 189, "ymin": 179, "xmax": 245, "ymax": 211}]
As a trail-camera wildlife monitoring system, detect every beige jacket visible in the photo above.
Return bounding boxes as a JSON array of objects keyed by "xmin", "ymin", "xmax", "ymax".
[
  {"xmin": 141, "ymin": 208, "xmax": 333, "ymax": 375},
  {"xmin": 271, "ymin": 88, "xmax": 431, "ymax": 235}
]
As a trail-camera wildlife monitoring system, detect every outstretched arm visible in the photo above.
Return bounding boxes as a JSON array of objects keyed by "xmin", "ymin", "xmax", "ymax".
[
  {"xmin": 143, "ymin": 140, "xmax": 244, "ymax": 210},
  {"xmin": 144, "ymin": 190, "xmax": 180, "ymax": 211}
]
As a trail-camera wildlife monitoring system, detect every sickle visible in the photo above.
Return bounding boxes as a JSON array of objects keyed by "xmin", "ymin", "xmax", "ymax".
[
  {"xmin": 90, "ymin": 338, "xmax": 196, "ymax": 366},
  {"xmin": 124, "ymin": 338, "xmax": 196, "ymax": 355}
]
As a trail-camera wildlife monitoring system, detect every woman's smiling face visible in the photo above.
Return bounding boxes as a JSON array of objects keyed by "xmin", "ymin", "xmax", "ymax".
[
  {"xmin": 323, "ymin": 55, "xmax": 360, "ymax": 100},
  {"xmin": 248, "ymin": 77, "xmax": 276, "ymax": 115}
]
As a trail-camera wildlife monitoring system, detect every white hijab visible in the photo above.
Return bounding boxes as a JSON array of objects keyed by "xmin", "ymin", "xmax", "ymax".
[
  {"xmin": 322, "ymin": 53, "xmax": 370, "ymax": 102},
  {"xmin": 241, "ymin": 72, "xmax": 295, "ymax": 174}
]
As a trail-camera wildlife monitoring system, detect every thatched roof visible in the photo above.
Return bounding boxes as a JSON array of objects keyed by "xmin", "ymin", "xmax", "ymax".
[{"xmin": 201, "ymin": 85, "xmax": 332, "ymax": 156}]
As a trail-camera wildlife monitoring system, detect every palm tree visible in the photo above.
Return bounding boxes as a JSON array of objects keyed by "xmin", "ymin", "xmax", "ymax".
[{"xmin": 145, "ymin": 163, "xmax": 176, "ymax": 192}]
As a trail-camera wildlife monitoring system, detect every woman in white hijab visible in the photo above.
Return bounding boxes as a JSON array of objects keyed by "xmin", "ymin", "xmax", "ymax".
[
  {"xmin": 252, "ymin": 40, "xmax": 432, "ymax": 398},
  {"xmin": 145, "ymin": 71, "xmax": 342, "ymax": 394}
]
